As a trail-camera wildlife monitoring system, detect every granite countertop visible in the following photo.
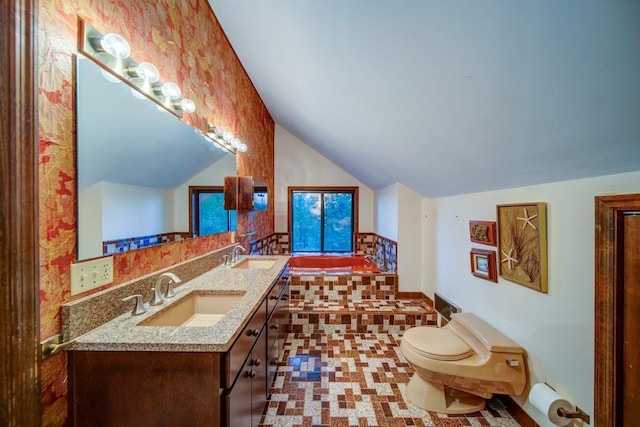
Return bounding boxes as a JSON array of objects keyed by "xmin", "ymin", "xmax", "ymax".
[{"xmin": 69, "ymin": 255, "xmax": 290, "ymax": 353}]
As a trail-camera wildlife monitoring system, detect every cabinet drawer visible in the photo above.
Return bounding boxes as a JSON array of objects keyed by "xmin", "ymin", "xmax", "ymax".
[
  {"xmin": 224, "ymin": 299, "xmax": 266, "ymax": 388},
  {"xmin": 267, "ymin": 275, "xmax": 289, "ymax": 319}
]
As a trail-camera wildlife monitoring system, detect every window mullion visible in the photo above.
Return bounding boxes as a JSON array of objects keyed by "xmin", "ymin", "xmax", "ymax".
[{"xmin": 320, "ymin": 192, "xmax": 326, "ymax": 252}]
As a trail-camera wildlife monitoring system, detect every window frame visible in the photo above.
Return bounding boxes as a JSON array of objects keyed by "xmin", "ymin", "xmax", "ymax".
[
  {"xmin": 287, "ymin": 186, "xmax": 359, "ymax": 253},
  {"xmin": 189, "ymin": 185, "xmax": 236, "ymax": 237}
]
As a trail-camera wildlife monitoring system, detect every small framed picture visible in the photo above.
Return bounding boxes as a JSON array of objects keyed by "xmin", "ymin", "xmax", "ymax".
[
  {"xmin": 470, "ymin": 248, "xmax": 497, "ymax": 283},
  {"xmin": 469, "ymin": 220, "xmax": 497, "ymax": 246}
]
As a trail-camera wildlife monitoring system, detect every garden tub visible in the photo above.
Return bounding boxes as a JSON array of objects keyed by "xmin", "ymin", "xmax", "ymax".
[{"xmin": 287, "ymin": 254, "xmax": 380, "ymax": 274}]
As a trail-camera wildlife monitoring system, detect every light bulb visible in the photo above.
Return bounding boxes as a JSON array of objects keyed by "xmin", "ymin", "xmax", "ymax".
[
  {"xmin": 230, "ymin": 138, "xmax": 241, "ymax": 148},
  {"xmin": 238, "ymin": 143, "xmax": 248, "ymax": 152},
  {"xmin": 136, "ymin": 62, "xmax": 160, "ymax": 83},
  {"xmin": 130, "ymin": 88, "xmax": 147, "ymax": 100},
  {"xmin": 179, "ymin": 99, "xmax": 196, "ymax": 113},
  {"xmin": 100, "ymin": 68, "xmax": 121, "ymax": 83},
  {"xmin": 100, "ymin": 33, "xmax": 131, "ymax": 59},
  {"xmin": 222, "ymin": 131, "xmax": 234, "ymax": 142},
  {"xmin": 161, "ymin": 82, "xmax": 181, "ymax": 99}
]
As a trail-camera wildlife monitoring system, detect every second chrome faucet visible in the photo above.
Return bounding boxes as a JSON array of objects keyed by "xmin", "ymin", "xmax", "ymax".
[{"xmin": 224, "ymin": 244, "xmax": 246, "ymax": 266}]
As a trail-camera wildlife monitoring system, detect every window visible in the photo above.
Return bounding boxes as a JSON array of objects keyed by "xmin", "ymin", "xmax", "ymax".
[
  {"xmin": 190, "ymin": 186, "xmax": 236, "ymax": 237},
  {"xmin": 289, "ymin": 187, "xmax": 358, "ymax": 252}
]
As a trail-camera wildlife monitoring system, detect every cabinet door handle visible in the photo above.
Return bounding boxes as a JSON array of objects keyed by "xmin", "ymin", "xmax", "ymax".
[
  {"xmin": 246, "ymin": 328, "xmax": 260, "ymax": 337},
  {"xmin": 270, "ymin": 295, "xmax": 278, "ymax": 300},
  {"xmin": 253, "ymin": 359, "xmax": 261, "ymax": 367},
  {"xmin": 247, "ymin": 370, "xmax": 256, "ymax": 378},
  {"xmin": 270, "ymin": 324, "xmax": 278, "ymax": 330}
]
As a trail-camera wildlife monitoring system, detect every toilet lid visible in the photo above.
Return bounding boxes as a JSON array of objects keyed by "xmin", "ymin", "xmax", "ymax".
[{"xmin": 403, "ymin": 327, "xmax": 473, "ymax": 361}]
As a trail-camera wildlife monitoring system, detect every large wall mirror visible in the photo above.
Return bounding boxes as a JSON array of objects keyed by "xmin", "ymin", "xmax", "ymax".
[{"xmin": 76, "ymin": 55, "xmax": 236, "ymax": 260}]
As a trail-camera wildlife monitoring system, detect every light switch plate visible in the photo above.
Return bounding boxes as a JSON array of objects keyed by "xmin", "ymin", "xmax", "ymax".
[{"xmin": 70, "ymin": 256, "xmax": 114, "ymax": 295}]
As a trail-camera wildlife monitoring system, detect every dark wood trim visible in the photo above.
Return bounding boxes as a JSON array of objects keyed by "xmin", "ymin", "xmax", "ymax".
[
  {"xmin": 287, "ymin": 186, "xmax": 359, "ymax": 251},
  {"xmin": 595, "ymin": 193, "xmax": 640, "ymax": 427},
  {"xmin": 0, "ymin": 0, "xmax": 41, "ymax": 425}
]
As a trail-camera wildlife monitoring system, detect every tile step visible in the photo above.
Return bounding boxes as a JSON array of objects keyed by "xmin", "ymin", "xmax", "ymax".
[{"xmin": 289, "ymin": 299, "xmax": 437, "ymax": 334}]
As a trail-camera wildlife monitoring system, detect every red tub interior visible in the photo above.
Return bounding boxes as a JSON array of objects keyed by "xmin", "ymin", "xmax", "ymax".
[{"xmin": 288, "ymin": 255, "xmax": 380, "ymax": 273}]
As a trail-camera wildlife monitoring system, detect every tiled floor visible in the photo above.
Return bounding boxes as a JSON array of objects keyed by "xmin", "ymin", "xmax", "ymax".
[{"xmin": 261, "ymin": 332, "xmax": 521, "ymax": 427}]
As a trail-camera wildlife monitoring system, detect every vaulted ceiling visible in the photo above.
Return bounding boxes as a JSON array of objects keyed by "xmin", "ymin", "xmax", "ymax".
[{"xmin": 210, "ymin": 1, "xmax": 640, "ymax": 197}]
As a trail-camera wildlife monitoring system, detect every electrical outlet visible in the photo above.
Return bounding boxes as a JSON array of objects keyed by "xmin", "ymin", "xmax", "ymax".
[{"xmin": 70, "ymin": 256, "xmax": 114, "ymax": 295}]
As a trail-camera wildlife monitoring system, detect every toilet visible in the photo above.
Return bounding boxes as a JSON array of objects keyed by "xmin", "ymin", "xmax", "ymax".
[{"xmin": 400, "ymin": 312, "xmax": 526, "ymax": 414}]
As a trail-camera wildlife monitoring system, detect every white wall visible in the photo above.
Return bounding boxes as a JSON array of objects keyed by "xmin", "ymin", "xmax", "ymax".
[
  {"xmin": 173, "ymin": 155, "xmax": 237, "ymax": 232},
  {"xmin": 101, "ymin": 182, "xmax": 173, "ymax": 241},
  {"xmin": 397, "ymin": 184, "xmax": 423, "ymax": 292},
  {"xmin": 78, "ymin": 182, "xmax": 104, "ymax": 259},
  {"xmin": 429, "ymin": 170, "xmax": 640, "ymax": 426},
  {"xmin": 374, "ymin": 183, "xmax": 423, "ymax": 291},
  {"xmin": 274, "ymin": 125, "xmax": 375, "ymax": 233},
  {"xmin": 375, "ymin": 184, "xmax": 398, "ymax": 241},
  {"xmin": 422, "ymin": 197, "xmax": 437, "ymax": 297}
]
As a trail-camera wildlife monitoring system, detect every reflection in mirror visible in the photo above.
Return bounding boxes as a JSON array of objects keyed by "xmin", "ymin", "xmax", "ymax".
[
  {"xmin": 253, "ymin": 178, "xmax": 268, "ymax": 211},
  {"xmin": 76, "ymin": 55, "xmax": 236, "ymax": 260},
  {"xmin": 190, "ymin": 186, "xmax": 237, "ymax": 237},
  {"xmin": 223, "ymin": 176, "xmax": 268, "ymax": 211}
]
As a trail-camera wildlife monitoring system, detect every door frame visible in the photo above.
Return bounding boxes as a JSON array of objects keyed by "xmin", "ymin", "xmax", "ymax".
[
  {"xmin": 594, "ymin": 193, "xmax": 640, "ymax": 426},
  {"xmin": 0, "ymin": 0, "xmax": 41, "ymax": 425}
]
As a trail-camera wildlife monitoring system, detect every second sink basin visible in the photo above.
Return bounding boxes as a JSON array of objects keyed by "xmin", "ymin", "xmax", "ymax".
[
  {"xmin": 232, "ymin": 257, "xmax": 277, "ymax": 269},
  {"xmin": 140, "ymin": 291, "xmax": 246, "ymax": 327}
]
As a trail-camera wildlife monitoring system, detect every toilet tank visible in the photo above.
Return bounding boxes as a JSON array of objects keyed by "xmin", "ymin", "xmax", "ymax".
[{"xmin": 450, "ymin": 313, "xmax": 523, "ymax": 354}]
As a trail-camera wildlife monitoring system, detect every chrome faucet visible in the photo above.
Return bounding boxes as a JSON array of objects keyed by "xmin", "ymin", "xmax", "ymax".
[
  {"xmin": 232, "ymin": 245, "xmax": 246, "ymax": 263},
  {"xmin": 122, "ymin": 294, "xmax": 148, "ymax": 315},
  {"xmin": 150, "ymin": 272, "xmax": 182, "ymax": 306}
]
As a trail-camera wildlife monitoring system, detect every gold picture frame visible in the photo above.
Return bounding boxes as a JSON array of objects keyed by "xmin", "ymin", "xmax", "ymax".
[{"xmin": 497, "ymin": 202, "xmax": 548, "ymax": 293}]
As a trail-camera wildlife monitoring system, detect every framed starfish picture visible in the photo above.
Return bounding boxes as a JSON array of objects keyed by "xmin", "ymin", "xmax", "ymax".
[{"xmin": 497, "ymin": 202, "xmax": 548, "ymax": 293}]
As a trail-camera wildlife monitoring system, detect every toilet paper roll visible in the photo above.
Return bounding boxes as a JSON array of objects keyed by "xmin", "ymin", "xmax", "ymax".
[{"xmin": 528, "ymin": 383, "xmax": 574, "ymax": 426}]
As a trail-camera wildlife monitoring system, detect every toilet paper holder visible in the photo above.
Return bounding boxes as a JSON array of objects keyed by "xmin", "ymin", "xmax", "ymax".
[
  {"xmin": 556, "ymin": 406, "xmax": 590, "ymax": 424},
  {"xmin": 542, "ymin": 382, "xmax": 591, "ymax": 425}
]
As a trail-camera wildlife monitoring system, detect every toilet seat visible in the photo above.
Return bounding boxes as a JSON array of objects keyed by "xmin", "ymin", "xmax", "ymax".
[{"xmin": 402, "ymin": 327, "xmax": 473, "ymax": 361}]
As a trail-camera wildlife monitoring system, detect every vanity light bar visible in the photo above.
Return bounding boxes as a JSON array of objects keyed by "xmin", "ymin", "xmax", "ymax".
[
  {"xmin": 206, "ymin": 125, "xmax": 248, "ymax": 154},
  {"xmin": 79, "ymin": 18, "xmax": 196, "ymax": 119}
]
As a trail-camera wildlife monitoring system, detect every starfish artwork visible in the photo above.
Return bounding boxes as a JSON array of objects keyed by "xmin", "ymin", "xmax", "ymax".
[
  {"xmin": 517, "ymin": 208, "xmax": 538, "ymax": 230},
  {"xmin": 501, "ymin": 248, "xmax": 519, "ymax": 271}
]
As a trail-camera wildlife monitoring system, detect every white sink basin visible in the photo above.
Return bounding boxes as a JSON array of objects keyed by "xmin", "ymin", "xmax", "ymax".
[
  {"xmin": 232, "ymin": 257, "xmax": 277, "ymax": 269},
  {"xmin": 140, "ymin": 291, "xmax": 246, "ymax": 327}
]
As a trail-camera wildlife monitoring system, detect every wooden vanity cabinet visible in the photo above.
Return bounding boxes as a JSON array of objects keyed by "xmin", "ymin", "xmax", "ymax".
[
  {"xmin": 69, "ymin": 270, "xmax": 290, "ymax": 427},
  {"xmin": 69, "ymin": 351, "xmax": 222, "ymax": 427},
  {"xmin": 222, "ymin": 300, "xmax": 266, "ymax": 388},
  {"xmin": 267, "ymin": 275, "xmax": 290, "ymax": 386},
  {"xmin": 224, "ymin": 327, "xmax": 267, "ymax": 427}
]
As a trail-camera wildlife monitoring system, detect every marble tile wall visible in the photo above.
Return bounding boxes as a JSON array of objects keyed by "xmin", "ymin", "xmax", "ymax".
[{"xmin": 251, "ymin": 232, "xmax": 398, "ymax": 272}]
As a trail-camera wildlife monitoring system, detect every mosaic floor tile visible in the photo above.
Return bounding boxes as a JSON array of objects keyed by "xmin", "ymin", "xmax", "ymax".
[{"xmin": 261, "ymin": 332, "xmax": 521, "ymax": 427}]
